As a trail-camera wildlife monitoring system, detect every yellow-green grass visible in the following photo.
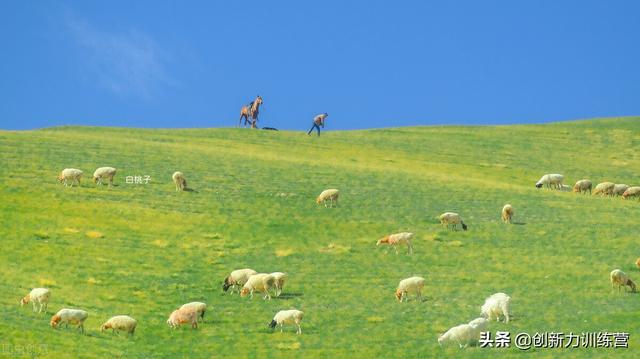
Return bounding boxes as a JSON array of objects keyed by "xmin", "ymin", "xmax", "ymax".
[{"xmin": 1, "ymin": 118, "xmax": 639, "ymax": 358}]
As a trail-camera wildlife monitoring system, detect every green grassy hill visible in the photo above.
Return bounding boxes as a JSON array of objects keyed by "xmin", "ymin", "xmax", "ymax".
[{"xmin": 1, "ymin": 118, "xmax": 639, "ymax": 358}]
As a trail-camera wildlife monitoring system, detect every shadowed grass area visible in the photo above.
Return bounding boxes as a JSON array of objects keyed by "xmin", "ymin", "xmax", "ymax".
[{"xmin": 1, "ymin": 117, "xmax": 640, "ymax": 357}]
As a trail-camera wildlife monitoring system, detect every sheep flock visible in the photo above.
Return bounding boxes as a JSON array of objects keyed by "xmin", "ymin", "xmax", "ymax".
[{"xmin": 14, "ymin": 160, "xmax": 639, "ymax": 350}]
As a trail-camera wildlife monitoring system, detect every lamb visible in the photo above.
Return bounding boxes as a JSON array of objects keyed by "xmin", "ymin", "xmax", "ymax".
[
  {"xmin": 535, "ymin": 174, "xmax": 564, "ymax": 189},
  {"xmin": 172, "ymin": 171, "xmax": 188, "ymax": 191},
  {"xmin": 622, "ymin": 186, "xmax": 640, "ymax": 200},
  {"xmin": 316, "ymin": 189, "xmax": 339, "ymax": 208},
  {"xmin": 396, "ymin": 276, "xmax": 425, "ymax": 302},
  {"xmin": 438, "ymin": 212, "xmax": 468, "ymax": 231},
  {"xmin": 100, "ymin": 315, "xmax": 137, "ymax": 336},
  {"xmin": 573, "ymin": 179, "xmax": 592, "ymax": 194},
  {"xmin": 593, "ymin": 182, "xmax": 615, "ymax": 196},
  {"xmin": 559, "ymin": 184, "xmax": 572, "ymax": 192},
  {"xmin": 623, "ymin": 186, "xmax": 640, "ymax": 199},
  {"xmin": 480, "ymin": 293, "xmax": 511, "ymax": 323},
  {"xmin": 501, "ymin": 204, "xmax": 514, "ymax": 224},
  {"xmin": 240, "ymin": 273, "xmax": 276, "ymax": 300},
  {"xmin": 179, "ymin": 302, "xmax": 207, "ymax": 322},
  {"xmin": 223, "ymin": 268, "xmax": 258, "ymax": 294},
  {"xmin": 613, "ymin": 184, "xmax": 629, "ymax": 196},
  {"xmin": 50, "ymin": 308, "xmax": 89, "ymax": 333},
  {"xmin": 167, "ymin": 308, "xmax": 198, "ymax": 329},
  {"xmin": 57, "ymin": 168, "xmax": 83, "ymax": 187},
  {"xmin": 20, "ymin": 288, "xmax": 51, "ymax": 313},
  {"xmin": 268, "ymin": 309, "xmax": 304, "ymax": 334},
  {"xmin": 610, "ymin": 269, "xmax": 637, "ymax": 293},
  {"xmin": 636, "ymin": 258, "xmax": 640, "ymax": 270},
  {"xmin": 270, "ymin": 272, "xmax": 288, "ymax": 297},
  {"xmin": 376, "ymin": 232, "xmax": 414, "ymax": 254},
  {"xmin": 438, "ymin": 317, "xmax": 488, "ymax": 348},
  {"xmin": 93, "ymin": 167, "xmax": 117, "ymax": 186}
]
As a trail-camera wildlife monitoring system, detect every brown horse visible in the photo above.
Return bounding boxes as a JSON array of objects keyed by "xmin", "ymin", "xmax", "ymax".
[{"xmin": 239, "ymin": 95, "xmax": 263, "ymax": 128}]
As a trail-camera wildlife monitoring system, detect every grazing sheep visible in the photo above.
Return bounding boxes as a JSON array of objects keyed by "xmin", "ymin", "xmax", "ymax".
[
  {"xmin": 167, "ymin": 308, "xmax": 198, "ymax": 329},
  {"xmin": 179, "ymin": 302, "xmax": 207, "ymax": 322},
  {"xmin": 439, "ymin": 212, "xmax": 468, "ymax": 231},
  {"xmin": 438, "ymin": 324, "xmax": 476, "ymax": 348},
  {"xmin": 57, "ymin": 168, "xmax": 83, "ymax": 187},
  {"xmin": 93, "ymin": 167, "xmax": 117, "ymax": 186},
  {"xmin": 268, "ymin": 309, "xmax": 304, "ymax": 334},
  {"xmin": 593, "ymin": 182, "xmax": 615, "ymax": 196},
  {"xmin": 610, "ymin": 269, "xmax": 637, "ymax": 293},
  {"xmin": 501, "ymin": 204, "xmax": 514, "ymax": 224},
  {"xmin": 270, "ymin": 272, "xmax": 288, "ymax": 297},
  {"xmin": 50, "ymin": 308, "xmax": 89, "ymax": 333},
  {"xmin": 396, "ymin": 276, "xmax": 425, "ymax": 302},
  {"xmin": 622, "ymin": 186, "xmax": 640, "ymax": 200},
  {"xmin": 613, "ymin": 184, "xmax": 629, "ymax": 197},
  {"xmin": 223, "ymin": 268, "xmax": 258, "ymax": 294},
  {"xmin": 241, "ymin": 273, "xmax": 276, "ymax": 300},
  {"xmin": 535, "ymin": 174, "xmax": 564, "ymax": 189},
  {"xmin": 172, "ymin": 171, "xmax": 188, "ymax": 191},
  {"xmin": 480, "ymin": 293, "xmax": 511, "ymax": 323},
  {"xmin": 100, "ymin": 315, "xmax": 137, "ymax": 336},
  {"xmin": 316, "ymin": 189, "xmax": 339, "ymax": 208},
  {"xmin": 376, "ymin": 232, "xmax": 414, "ymax": 254},
  {"xmin": 438, "ymin": 317, "xmax": 488, "ymax": 348},
  {"xmin": 20, "ymin": 288, "xmax": 51, "ymax": 313},
  {"xmin": 573, "ymin": 179, "xmax": 592, "ymax": 194}
]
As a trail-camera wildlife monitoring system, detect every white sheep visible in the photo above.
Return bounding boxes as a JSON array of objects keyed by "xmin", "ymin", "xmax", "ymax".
[
  {"xmin": 559, "ymin": 184, "xmax": 572, "ymax": 192},
  {"xmin": 100, "ymin": 315, "xmax": 137, "ymax": 336},
  {"xmin": 167, "ymin": 308, "xmax": 198, "ymax": 329},
  {"xmin": 93, "ymin": 167, "xmax": 117, "ymax": 186},
  {"xmin": 501, "ymin": 204, "xmax": 513, "ymax": 224},
  {"xmin": 438, "ymin": 317, "xmax": 488, "ymax": 348},
  {"xmin": 480, "ymin": 293, "xmax": 511, "ymax": 323},
  {"xmin": 437, "ymin": 324, "xmax": 476, "ymax": 348},
  {"xmin": 172, "ymin": 171, "xmax": 188, "ymax": 191},
  {"xmin": 376, "ymin": 232, "xmax": 414, "ymax": 254},
  {"xmin": 316, "ymin": 189, "xmax": 339, "ymax": 208},
  {"xmin": 241, "ymin": 273, "xmax": 276, "ymax": 300},
  {"xmin": 593, "ymin": 182, "xmax": 615, "ymax": 196},
  {"xmin": 396, "ymin": 276, "xmax": 425, "ymax": 302},
  {"xmin": 57, "ymin": 168, "xmax": 83, "ymax": 187},
  {"xmin": 610, "ymin": 269, "xmax": 637, "ymax": 293},
  {"xmin": 179, "ymin": 302, "xmax": 207, "ymax": 322},
  {"xmin": 20, "ymin": 288, "xmax": 51, "ymax": 313},
  {"xmin": 268, "ymin": 309, "xmax": 304, "ymax": 334},
  {"xmin": 270, "ymin": 272, "xmax": 288, "ymax": 297},
  {"xmin": 50, "ymin": 308, "xmax": 89, "ymax": 333},
  {"xmin": 613, "ymin": 184, "xmax": 629, "ymax": 196},
  {"xmin": 223, "ymin": 268, "xmax": 258, "ymax": 294},
  {"xmin": 573, "ymin": 179, "xmax": 592, "ymax": 194},
  {"xmin": 622, "ymin": 186, "xmax": 640, "ymax": 200},
  {"xmin": 439, "ymin": 212, "xmax": 468, "ymax": 231},
  {"xmin": 535, "ymin": 174, "xmax": 564, "ymax": 189}
]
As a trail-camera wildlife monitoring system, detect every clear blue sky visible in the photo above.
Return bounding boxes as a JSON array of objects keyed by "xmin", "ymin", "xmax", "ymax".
[{"xmin": 1, "ymin": 1, "xmax": 639, "ymax": 130}]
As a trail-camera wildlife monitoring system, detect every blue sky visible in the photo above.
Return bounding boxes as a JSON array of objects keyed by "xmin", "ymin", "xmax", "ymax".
[{"xmin": 1, "ymin": 1, "xmax": 639, "ymax": 130}]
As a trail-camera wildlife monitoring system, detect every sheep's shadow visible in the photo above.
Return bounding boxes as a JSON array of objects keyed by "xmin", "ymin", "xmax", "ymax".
[
  {"xmin": 183, "ymin": 188, "xmax": 197, "ymax": 193},
  {"xmin": 511, "ymin": 222, "xmax": 526, "ymax": 225},
  {"xmin": 274, "ymin": 293, "xmax": 304, "ymax": 300}
]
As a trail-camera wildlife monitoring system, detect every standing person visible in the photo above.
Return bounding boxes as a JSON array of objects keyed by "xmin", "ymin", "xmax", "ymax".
[{"xmin": 308, "ymin": 113, "xmax": 328, "ymax": 136}]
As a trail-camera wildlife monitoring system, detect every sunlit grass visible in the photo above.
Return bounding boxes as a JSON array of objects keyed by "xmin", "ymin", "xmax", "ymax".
[{"xmin": 1, "ymin": 117, "xmax": 639, "ymax": 357}]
